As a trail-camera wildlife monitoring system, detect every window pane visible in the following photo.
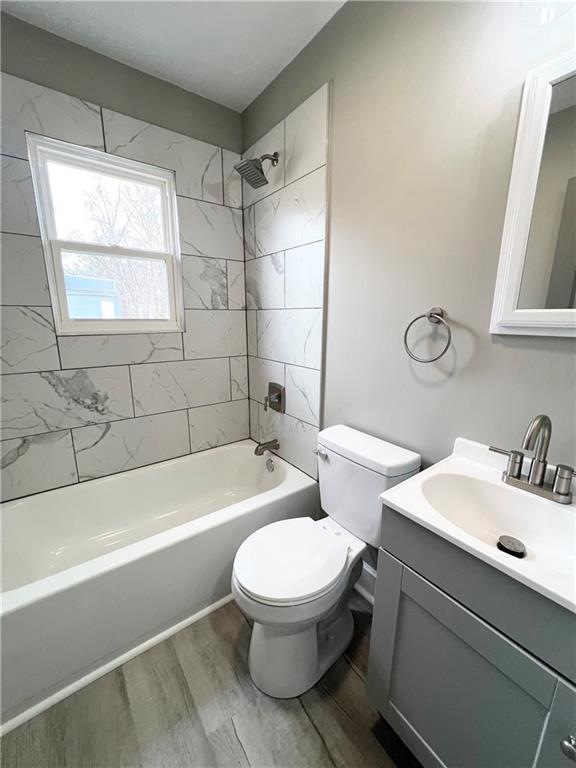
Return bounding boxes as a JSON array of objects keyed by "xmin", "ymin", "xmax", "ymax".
[
  {"xmin": 47, "ymin": 161, "xmax": 166, "ymax": 251},
  {"xmin": 61, "ymin": 251, "xmax": 171, "ymax": 320}
]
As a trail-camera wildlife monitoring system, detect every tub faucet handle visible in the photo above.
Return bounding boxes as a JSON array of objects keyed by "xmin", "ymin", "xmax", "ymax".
[
  {"xmin": 264, "ymin": 382, "xmax": 285, "ymax": 413},
  {"xmin": 264, "ymin": 393, "xmax": 279, "ymax": 411}
]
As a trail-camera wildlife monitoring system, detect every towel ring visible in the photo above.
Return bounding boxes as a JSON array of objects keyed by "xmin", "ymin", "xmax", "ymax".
[{"xmin": 403, "ymin": 307, "xmax": 452, "ymax": 363}]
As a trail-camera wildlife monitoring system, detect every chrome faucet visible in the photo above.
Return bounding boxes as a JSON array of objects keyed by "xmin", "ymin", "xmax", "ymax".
[
  {"xmin": 254, "ymin": 439, "xmax": 279, "ymax": 456},
  {"xmin": 522, "ymin": 414, "xmax": 551, "ymax": 486},
  {"xmin": 490, "ymin": 414, "xmax": 575, "ymax": 504}
]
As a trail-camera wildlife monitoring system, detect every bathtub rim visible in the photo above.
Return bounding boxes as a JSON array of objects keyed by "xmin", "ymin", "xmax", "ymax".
[{"xmin": 1, "ymin": 440, "xmax": 317, "ymax": 615}]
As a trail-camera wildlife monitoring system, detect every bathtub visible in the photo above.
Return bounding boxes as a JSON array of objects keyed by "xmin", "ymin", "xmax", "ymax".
[{"xmin": 1, "ymin": 440, "xmax": 318, "ymax": 732}]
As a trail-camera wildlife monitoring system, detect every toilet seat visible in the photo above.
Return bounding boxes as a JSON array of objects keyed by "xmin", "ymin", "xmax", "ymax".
[{"xmin": 233, "ymin": 518, "xmax": 350, "ymax": 606}]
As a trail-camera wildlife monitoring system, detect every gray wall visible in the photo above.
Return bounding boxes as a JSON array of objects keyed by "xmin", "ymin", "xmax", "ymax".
[
  {"xmin": 242, "ymin": 1, "xmax": 576, "ymax": 466},
  {"xmin": 1, "ymin": 13, "xmax": 241, "ymax": 152}
]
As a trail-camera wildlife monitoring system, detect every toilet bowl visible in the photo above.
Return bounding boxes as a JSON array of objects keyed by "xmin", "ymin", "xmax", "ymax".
[
  {"xmin": 232, "ymin": 516, "xmax": 365, "ymax": 698},
  {"xmin": 232, "ymin": 425, "xmax": 421, "ymax": 698}
]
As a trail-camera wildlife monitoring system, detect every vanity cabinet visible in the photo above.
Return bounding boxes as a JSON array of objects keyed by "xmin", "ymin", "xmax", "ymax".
[
  {"xmin": 536, "ymin": 682, "xmax": 576, "ymax": 768},
  {"xmin": 368, "ymin": 548, "xmax": 576, "ymax": 768}
]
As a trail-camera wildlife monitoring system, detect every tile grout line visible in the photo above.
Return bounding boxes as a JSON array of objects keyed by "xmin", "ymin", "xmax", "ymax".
[
  {"xmin": 246, "ymin": 161, "xmax": 327, "ymax": 208},
  {"xmin": 283, "ymin": 250, "xmax": 286, "ymax": 309},
  {"xmin": 185, "ymin": 402, "xmax": 193, "ymax": 456},
  {"xmin": 3, "ymin": 469, "xmax": 82, "ymax": 504},
  {"xmin": 127, "ymin": 365, "xmax": 137, "ymax": 418},
  {"xmin": 254, "ymin": 305, "xmax": 259, "ymax": 439},
  {"xmin": 240, "ymin": 204, "xmax": 254, "ymax": 437},
  {"xmin": 225, "ymin": 259, "xmax": 229, "ymax": 309},
  {"xmin": 246, "ymin": 348, "xmax": 321, "ymax": 372},
  {"xmin": 220, "ymin": 147, "xmax": 225, "ymax": 207},
  {"xmin": 53, "ymin": 326, "xmax": 64, "ymax": 371},
  {"xmin": 247, "ymin": 354, "xmax": 320, "ymax": 372},
  {"xmin": 23, "ymin": 433, "xmax": 250, "ymax": 498},
  {"xmin": 0, "ymin": 361, "xmax": 134, "ymax": 377},
  {"xmin": 68, "ymin": 427, "xmax": 83, "ymax": 485},
  {"xmin": 0, "ymin": 151, "xmax": 34, "ymax": 163},
  {"xmin": 251, "ymin": 238, "xmax": 325, "ymax": 262},
  {"xmin": 0, "ymin": 399, "xmax": 250, "ymax": 444},
  {"xmin": 0, "ymin": 352, "xmax": 246, "ymax": 374},
  {"xmin": 0, "ymin": 230, "xmax": 43, "ymax": 238},
  {"xmin": 177, "ymin": 191, "xmax": 241, "ymax": 211}
]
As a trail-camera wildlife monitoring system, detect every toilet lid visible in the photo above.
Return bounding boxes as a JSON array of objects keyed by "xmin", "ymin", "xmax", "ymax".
[{"xmin": 234, "ymin": 518, "xmax": 350, "ymax": 605}]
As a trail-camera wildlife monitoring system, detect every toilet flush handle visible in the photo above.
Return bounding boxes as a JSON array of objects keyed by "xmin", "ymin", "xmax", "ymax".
[{"xmin": 313, "ymin": 448, "xmax": 328, "ymax": 460}]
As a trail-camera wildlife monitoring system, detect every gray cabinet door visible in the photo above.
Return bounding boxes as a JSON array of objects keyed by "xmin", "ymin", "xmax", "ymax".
[
  {"xmin": 368, "ymin": 549, "xmax": 558, "ymax": 768},
  {"xmin": 535, "ymin": 680, "xmax": 576, "ymax": 768},
  {"xmin": 380, "ymin": 505, "xmax": 576, "ymax": 683}
]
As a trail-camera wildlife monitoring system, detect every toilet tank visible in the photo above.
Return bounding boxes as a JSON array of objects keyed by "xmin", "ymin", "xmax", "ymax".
[{"xmin": 317, "ymin": 425, "xmax": 420, "ymax": 547}]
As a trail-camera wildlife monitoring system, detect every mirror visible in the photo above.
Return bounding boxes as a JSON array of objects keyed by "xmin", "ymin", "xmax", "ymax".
[
  {"xmin": 491, "ymin": 52, "xmax": 576, "ymax": 336},
  {"xmin": 518, "ymin": 75, "xmax": 576, "ymax": 310}
]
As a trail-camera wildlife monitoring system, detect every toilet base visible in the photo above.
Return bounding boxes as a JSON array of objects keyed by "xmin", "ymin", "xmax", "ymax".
[{"xmin": 248, "ymin": 606, "xmax": 355, "ymax": 699}]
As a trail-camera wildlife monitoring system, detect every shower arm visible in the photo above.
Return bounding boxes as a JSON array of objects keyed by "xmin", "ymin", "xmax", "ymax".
[{"xmin": 260, "ymin": 152, "xmax": 279, "ymax": 167}]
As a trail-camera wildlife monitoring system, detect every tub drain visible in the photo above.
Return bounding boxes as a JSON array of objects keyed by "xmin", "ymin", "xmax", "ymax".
[{"xmin": 497, "ymin": 535, "xmax": 526, "ymax": 559}]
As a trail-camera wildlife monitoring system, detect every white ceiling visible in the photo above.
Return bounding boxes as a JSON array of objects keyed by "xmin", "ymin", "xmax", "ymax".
[{"xmin": 3, "ymin": 1, "xmax": 344, "ymax": 112}]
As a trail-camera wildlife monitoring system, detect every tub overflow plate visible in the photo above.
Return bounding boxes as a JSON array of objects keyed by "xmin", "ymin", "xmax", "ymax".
[{"xmin": 497, "ymin": 535, "xmax": 526, "ymax": 559}]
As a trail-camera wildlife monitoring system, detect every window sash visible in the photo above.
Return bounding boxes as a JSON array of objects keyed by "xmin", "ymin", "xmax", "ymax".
[
  {"xmin": 27, "ymin": 133, "xmax": 184, "ymax": 335},
  {"xmin": 51, "ymin": 240, "xmax": 182, "ymax": 334}
]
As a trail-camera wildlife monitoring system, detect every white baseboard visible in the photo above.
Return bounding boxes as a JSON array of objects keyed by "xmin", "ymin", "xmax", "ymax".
[
  {"xmin": 1, "ymin": 593, "xmax": 234, "ymax": 736},
  {"xmin": 353, "ymin": 560, "xmax": 376, "ymax": 606}
]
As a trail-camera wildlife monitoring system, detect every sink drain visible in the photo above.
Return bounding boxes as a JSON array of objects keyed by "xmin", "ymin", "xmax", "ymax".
[{"xmin": 497, "ymin": 535, "xmax": 526, "ymax": 559}]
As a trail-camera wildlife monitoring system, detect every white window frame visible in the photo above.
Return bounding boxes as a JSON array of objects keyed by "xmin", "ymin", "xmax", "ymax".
[{"xmin": 27, "ymin": 133, "xmax": 184, "ymax": 335}]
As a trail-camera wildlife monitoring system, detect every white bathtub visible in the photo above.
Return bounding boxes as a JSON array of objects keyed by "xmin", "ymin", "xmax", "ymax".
[{"xmin": 0, "ymin": 440, "xmax": 318, "ymax": 732}]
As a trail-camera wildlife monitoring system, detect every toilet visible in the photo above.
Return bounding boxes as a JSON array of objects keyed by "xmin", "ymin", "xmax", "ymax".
[{"xmin": 232, "ymin": 424, "xmax": 421, "ymax": 698}]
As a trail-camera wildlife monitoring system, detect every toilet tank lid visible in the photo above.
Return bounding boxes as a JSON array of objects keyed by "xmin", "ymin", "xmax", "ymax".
[{"xmin": 318, "ymin": 425, "xmax": 421, "ymax": 477}]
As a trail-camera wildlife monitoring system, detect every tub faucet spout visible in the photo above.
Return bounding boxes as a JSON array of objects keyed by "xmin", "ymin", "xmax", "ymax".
[{"xmin": 254, "ymin": 439, "xmax": 279, "ymax": 456}]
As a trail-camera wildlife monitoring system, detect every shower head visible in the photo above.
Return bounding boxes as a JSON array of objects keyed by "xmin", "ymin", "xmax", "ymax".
[{"xmin": 234, "ymin": 152, "xmax": 279, "ymax": 189}]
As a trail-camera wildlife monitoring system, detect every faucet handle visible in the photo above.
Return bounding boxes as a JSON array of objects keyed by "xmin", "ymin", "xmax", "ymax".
[
  {"xmin": 489, "ymin": 446, "xmax": 512, "ymax": 456},
  {"xmin": 489, "ymin": 447, "xmax": 524, "ymax": 480},
  {"xmin": 553, "ymin": 465, "xmax": 576, "ymax": 497},
  {"xmin": 264, "ymin": 383, "xmax": 284, "ymax": 413}
]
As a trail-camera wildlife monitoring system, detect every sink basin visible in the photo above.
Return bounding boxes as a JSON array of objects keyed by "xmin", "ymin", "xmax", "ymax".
[
  {"xmin": 421, "ymin": 473, "xmax": 575, "ymax": 577},
  {"xmin": 381, "ymin": 439, "xmax": 576, "ymax": 612}
]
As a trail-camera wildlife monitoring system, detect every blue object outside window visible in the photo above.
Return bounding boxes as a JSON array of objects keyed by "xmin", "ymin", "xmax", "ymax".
[{"xmin": 64, "ymin": 275, "xmax": 121, "ymax": 319}]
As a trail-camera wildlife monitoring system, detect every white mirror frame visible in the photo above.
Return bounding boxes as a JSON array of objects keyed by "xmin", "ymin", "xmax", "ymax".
[{"xmin": 490, "ymin": 50, "xmax": 576, "ymax": 337}]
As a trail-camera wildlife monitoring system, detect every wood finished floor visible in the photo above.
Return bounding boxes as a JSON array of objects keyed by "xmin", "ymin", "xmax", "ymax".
[{"xmin": 2, "ymin": 598, "xmax": 395, "ymax": 768}]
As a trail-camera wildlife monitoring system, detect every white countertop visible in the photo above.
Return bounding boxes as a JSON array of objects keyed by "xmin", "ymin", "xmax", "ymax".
[{"xmin": 381, "ymin": 438, "xmax": 576, "ymax": 614}]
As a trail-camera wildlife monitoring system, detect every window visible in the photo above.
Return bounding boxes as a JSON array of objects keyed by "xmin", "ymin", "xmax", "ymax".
[{"xmin": 27, "ymin": 134, "xmax": 184, "ymax": 334}]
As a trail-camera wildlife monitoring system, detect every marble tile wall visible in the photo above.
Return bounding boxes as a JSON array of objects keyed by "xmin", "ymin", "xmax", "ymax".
[
  {"xmin": 243, "ymin": 84, "xmax": 328, "ymax": 478},
  {"xmin": 1, "ymin": 75, "xmax": 329, "ymax": 496},
  {"xmin": 1, "ymin": 73, "xmax": 248, "ymax": 501}
]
